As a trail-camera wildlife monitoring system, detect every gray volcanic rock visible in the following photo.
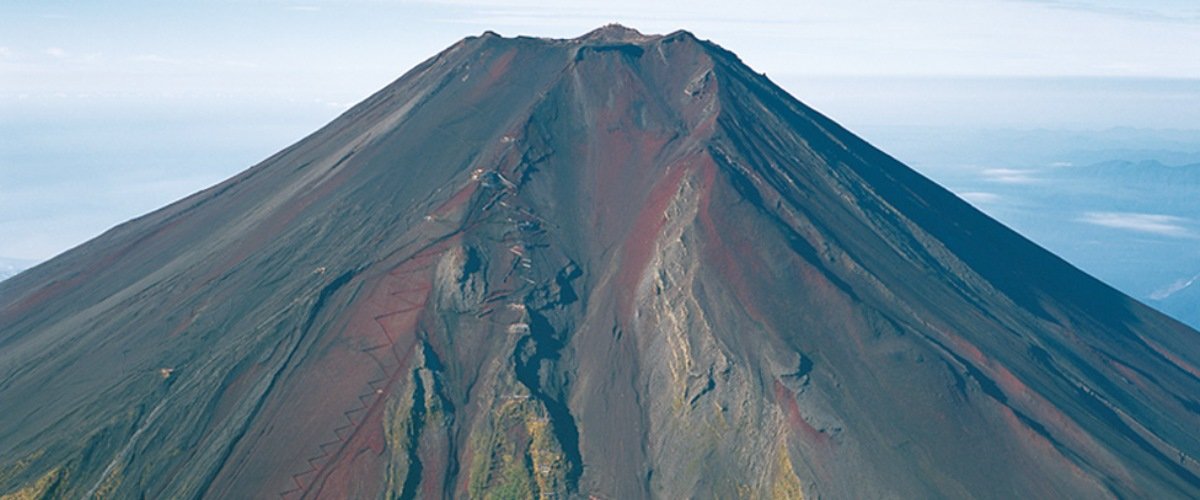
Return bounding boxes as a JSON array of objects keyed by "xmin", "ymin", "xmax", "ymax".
[{"xmin": 2, "ymin": 25, "xmax": 1200, "ymax": 499}]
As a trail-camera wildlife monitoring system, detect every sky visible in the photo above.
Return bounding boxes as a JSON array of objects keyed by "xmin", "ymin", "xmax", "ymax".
[
  {"xmin": 2, "ymin": 0, "xmax": 1200, "ymax": 261},
  {"xmin": 4, "ymin": 1, "xmax": 1200, "ymax": 99}
]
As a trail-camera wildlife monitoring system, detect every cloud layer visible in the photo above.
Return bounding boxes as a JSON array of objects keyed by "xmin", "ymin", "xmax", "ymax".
[
  {"xmin": 1078, "ymin": 211, "xmax": 1196, "ymax": 238},
  {"xmin": 1150, "ymin": 273, "xmax": 1200, "ymax": 300},
  {"xmin": 981, "ymin": 168, "xmax": 1040, "ymax": 184}
]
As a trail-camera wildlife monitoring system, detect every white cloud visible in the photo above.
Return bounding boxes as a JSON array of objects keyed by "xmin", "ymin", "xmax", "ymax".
[
  {"xmin": 1150, "ymin": 273, "xmax": 1200, "ymax": 300},
  {"xmin": 957, "ymin": 191, "xmax": 1003, "ymax": 204},
  {"xmin": 981, "ymin": 168, "xmax": 1039, "ymax": 184},
  {"xmin": 44, "ymin": 47, "xmax": 67, "ymax": 58},
  {"xmin": 1078, "ymin": 212, "xmax": 1196, "ymax": 238}
]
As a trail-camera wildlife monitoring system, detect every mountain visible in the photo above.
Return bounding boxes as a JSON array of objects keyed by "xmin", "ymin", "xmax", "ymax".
[{"xmin": 3, "ymin": 25, "xmax": 1200, "ymax": 499}]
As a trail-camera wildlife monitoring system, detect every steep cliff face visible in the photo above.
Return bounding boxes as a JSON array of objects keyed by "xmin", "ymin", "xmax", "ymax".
[{"xmin": 2, "ymin": 25, "xmax": 1200, "ymax": 499}]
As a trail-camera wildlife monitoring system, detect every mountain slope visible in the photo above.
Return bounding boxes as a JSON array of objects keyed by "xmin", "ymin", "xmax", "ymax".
[{"xmin": 2, "ymin": 26, "xmax": 1199, "ymax": 499}]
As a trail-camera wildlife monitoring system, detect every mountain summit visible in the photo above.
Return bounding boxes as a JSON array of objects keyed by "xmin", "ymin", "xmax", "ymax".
[
  {"xmin": 579, "ymin": 23, "xmax": 652, "ymax": 42},
  {"xmin": 2, "ymin": 27, "xmax": 1200, "ymax": 499}
]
